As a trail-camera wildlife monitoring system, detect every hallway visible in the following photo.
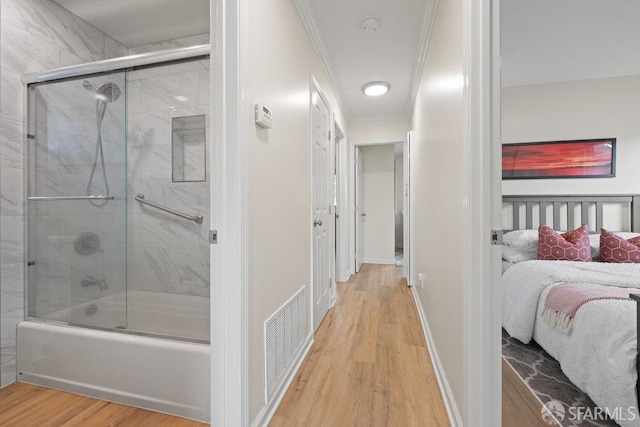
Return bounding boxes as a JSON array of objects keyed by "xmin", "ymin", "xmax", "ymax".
[{"xmin": 270, "ymin": 264, "xmax": 449, "ymax": 426}]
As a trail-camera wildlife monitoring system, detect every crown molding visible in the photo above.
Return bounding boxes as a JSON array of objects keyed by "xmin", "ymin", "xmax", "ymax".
[
  {"xmin": 405, "ymin": 0, "xmax": 440, "ymax": 119},
  {"xmin": 293, "ymin": 0, "xmax": 353, "ymax": 122}
]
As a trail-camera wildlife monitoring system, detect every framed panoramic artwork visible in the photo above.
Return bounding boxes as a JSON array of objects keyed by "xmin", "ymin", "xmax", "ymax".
[{"xmin": 502, "ymin": 138, "xmax": 616, "ymax": 180}]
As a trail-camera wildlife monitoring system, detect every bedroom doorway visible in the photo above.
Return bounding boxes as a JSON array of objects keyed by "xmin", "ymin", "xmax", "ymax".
[{"xmin": 498, "ymin": 1, "xmax": 640, "ymax": 425}]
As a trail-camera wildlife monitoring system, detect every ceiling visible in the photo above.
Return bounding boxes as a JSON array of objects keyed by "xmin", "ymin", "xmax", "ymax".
[
  {"xmin": 52, "ymin": 0, "xmax": 209, "ymax": 48},
  {"xmin": 502, "ymin": 0, "xmax": 640, "ymax": 87},
  {"xmin": 299, "ymin": 0, "xmax": 435, "ymax": 122},
  {"xmin": 52, "ymin": 0, "xmax": 432, "ymax": 122},
  {"xmin": 50, "ymin": 1, "xmax": 640, "ymax": 119}
]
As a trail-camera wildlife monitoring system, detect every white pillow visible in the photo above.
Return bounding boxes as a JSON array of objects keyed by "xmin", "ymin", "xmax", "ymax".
[
  {"xmin": 503, "ymin": 230, "xmax": 538, "ymax": 251},
  {"xmin": 502, "ymin": 245, "xmax": 537, "ymax": 263}
]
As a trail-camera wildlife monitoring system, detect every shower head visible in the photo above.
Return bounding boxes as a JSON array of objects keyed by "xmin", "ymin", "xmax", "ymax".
[
  {"xmin": 83, "ymin": 80, "xmax": 98, "ymax": 93},
  {"xmin": 83, "ymin": 80, "xmax": 120, "ymax": 103},
  {"xmin": 98, "ymin": 83, "xmax": 121, "ymax": 103}
]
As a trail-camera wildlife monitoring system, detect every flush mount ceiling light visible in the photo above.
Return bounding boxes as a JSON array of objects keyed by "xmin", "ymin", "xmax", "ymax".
[
  {"xmin": 360, "ymin": 16, "xmax": 380, "ymax": 32},
  {"xmin": 362, "ymin": 81, "xmax": 390, "ymax": 97}
]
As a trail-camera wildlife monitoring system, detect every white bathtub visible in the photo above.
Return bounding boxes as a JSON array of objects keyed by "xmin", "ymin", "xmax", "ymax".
[
  {"xmin": 46, "ymin": 290, "xmax": 210, "ymax": 341},
  {"xmin": 17, "ymin": 291, "xmax": 210, "ymax": 422}
]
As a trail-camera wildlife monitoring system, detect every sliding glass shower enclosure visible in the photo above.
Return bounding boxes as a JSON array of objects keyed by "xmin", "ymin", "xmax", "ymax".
[{"xmin": 25, "ymin": 47, "xmax": 211, "ymax": 341}]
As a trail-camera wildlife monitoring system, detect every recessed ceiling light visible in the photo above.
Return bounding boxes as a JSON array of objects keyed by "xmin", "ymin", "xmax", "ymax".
[{"xmin": 362, "ymin": 81, "xmax": 390, "ymax": 97}]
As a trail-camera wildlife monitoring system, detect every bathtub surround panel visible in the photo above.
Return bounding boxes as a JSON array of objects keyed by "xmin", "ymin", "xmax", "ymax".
[
  {"xmin": 0, "ymin": 0, "xmax": 127, "ymax": 387},
  {"xmin": 127, "ymin": 59, "xmax": 210, "ymax": 300},
  {"xmin": 128, "ymin": 33, "xmax": 210, "ymax": 55},
  {"xmin": 17, "ymin": 321, "xmax": 210, "ymax": 422}
]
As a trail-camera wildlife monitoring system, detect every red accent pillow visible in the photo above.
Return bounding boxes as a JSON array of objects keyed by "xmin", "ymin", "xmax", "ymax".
[
  {"xmin": 600, "ymin": 228, "xmax": 640, "ymax": 263},
  {"xmin": 537, "ymin": 224, "xmax": 591, "ymax": 261}
]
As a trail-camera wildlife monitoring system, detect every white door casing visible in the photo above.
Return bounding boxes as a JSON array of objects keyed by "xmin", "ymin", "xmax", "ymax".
[
  {"xmin": 312, "ymin": 84, "xmax": 332, "ymax": 332},
  {"xmin": 334, "ymin": 123, "xmax": 348, "ymax": 284},
  {"xmin": 403, "ymin": 131, "xmax": 411, "ymax": 283},
  {"xmin": 355, "ymin": 146, "xmax": 364, "ymax": 273}
]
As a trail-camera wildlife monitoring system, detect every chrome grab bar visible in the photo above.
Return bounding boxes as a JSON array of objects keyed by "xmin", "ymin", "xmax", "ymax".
[
  {"xmin": 134, "ymin": 193, "xmax": 203, "ymax": 224},
  {"xmin": 28, "ymin": 195, "xmax": 115, "ymax": 201}
]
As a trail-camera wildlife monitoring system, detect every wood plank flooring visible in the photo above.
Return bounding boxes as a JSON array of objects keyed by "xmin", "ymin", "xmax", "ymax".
[
  {"xmin": 271, "ymin": 263, "xmax": 450, "ymax": 426},
  {"xmin": 0, "ymin": 382, "xmax": 208, "ymax": 427},
  {"xmin": 502, "ymin": 359, "xmax": 558, "ymax": 426},
  {"xmin": 0, "ymin": 264, "xmax": 554, "ymax": 427}
]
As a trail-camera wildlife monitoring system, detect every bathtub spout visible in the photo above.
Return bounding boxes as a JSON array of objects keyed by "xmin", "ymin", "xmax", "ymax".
[{"xmin": 81, "ymin": 276, "xmax": 108, "ymax": 291}]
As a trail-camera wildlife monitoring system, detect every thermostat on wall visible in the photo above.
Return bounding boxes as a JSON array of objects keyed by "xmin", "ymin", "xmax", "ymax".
[{"xmin": 255, "ymin": 103, "xmax": 272, "ymax": 129}]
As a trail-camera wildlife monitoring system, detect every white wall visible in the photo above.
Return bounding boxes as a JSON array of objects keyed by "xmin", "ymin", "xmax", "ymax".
[
  {"xmin": 410, "ymin": 0, "xmax": 464, "ymax": 418},
  {"xmin": 503, "ymin": 75, "xmax": 640, "ymax": 195},
  {"xmin": 361, "ymin": 145, "xmax": 395, "ymax": 264},
  {"xmin": 246, "ymin": 0, "xmax": 347, "ymax": 422},
  {"xmin": 349, "ymin": 119, "xmax": 409, "ymax": 144}
]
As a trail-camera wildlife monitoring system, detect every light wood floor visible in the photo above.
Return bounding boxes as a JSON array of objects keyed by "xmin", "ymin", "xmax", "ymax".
[
  {"xmin": 270, "ymin": 263, "xmax": 554, "ymax": 427},
  {"xmin": 0, "ymin": 264, "xmax": 552, "ymax": 427},
  {"xmin": 271, "ymin": 264, "xmax": 450, "ymax": 426},
  {"xmin": 502, "ymin": 359, "xmax": 558, "ymax": 426},
  {"xmin": 0, "ymin": 382, "xmax": 208, "ymax": 427}
]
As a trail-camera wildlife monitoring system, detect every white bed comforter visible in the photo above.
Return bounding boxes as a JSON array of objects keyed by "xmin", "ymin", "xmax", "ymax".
[{"xmin": 503, "ymin": 261, "xmax": 640, "ymax": 426}]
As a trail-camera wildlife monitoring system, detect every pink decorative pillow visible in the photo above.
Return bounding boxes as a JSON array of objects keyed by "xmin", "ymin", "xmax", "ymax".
[
  {"xmin": 537, "ymin": 224, "xmax": 591, "ymax": 261},
  {"xmin": 600, "ymin": 228, "xmax": 640, "ymax": 263}
]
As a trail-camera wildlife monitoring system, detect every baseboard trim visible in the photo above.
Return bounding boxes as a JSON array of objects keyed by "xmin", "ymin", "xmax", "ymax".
[
  {"xmin": 410, "ymin": 286, "xmax": 462, "ymax": 426},
  {"xmin": 362, "ymin": 258, "xmax": 396, "ymax": 265},
  {"xmin": 251, "ymin": 334, "xmax": 314, "ymax": 427},
  {"xmin": 337, "ymin": 271, "xmax": 351, "ymax": 283}
]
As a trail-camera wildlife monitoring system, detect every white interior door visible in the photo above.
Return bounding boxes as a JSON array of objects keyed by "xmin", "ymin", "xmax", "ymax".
[
  {"xmin": 403, "ymin": 132, "xmax": 411, "ymax": 283},
  {"xmin": 355, "ymin": 146, "xmax": 364, "ymax": 273},
  {"xmin": 312, "ymin": 86, "xmax": 332, "ymax": 332}
]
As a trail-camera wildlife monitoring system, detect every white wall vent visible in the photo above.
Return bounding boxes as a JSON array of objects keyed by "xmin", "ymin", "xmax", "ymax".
[{"xmin": 264, "ymin": 286, "xmax": 307, "ymax": 402}]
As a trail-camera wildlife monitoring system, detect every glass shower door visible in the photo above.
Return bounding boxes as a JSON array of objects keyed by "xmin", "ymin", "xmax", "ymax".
[{"xmin": 26, "ymin": 72, "xmax": 127, "ymax": 330}]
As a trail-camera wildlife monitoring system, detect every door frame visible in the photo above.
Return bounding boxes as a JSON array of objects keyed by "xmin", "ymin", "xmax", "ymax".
[
  {"xmin": 461, "ymin": 0, "xmax": 501, "ymax": 425},
  {"xmin": 403, "ymin": 132, "xmax": 411, "ymax": 285},
  {"xmin": 210, "ymin": 0, "xmax": 248, "ymax": 425},
  {"xmin": 349, "ymin": 139, "xmax": 404, "ymax": 275},
  {"xmin": 210, "ymin": 0, "xmax": 501, "ymax": 423},
  {"xmin": 310, "ymin": 77, "xmax": 335, "ymax": 332},
  {"xmin": 334, "ymin": 120, "xmax": 348, "ymax": 289}
]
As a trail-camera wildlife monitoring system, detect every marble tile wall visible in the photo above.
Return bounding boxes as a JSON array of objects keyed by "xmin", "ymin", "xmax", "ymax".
[
  {"xmin": 128, "ymin": 33, "xmax": 210, "ymax": 55},
  {"xmin": 126, "ymin": 60, "xmax": 210, "ymax": 298},
  {"xmin": 0, "ymin": 0, "xmax": 128, "ymax": 387},
  {"xmin": 0, "ymin": 1, "xmax": 210, "ymax": 387}
]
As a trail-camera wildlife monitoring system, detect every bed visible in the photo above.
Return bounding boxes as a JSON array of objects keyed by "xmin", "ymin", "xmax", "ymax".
[{"xmin": 501, "ymin": 194, "xmax": 640, "ymax": 426}]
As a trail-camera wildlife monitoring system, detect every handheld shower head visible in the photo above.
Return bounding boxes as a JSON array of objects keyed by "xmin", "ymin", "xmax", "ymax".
[
  {"xmin": 83, "ymin": 80, "xmax": 99, "ymax": 93},
  {"xmin": 83, "ymin": 80, "xmax": 121, "ymax": 103},
  {"xmin": 98, "ymin": 83, "xmax": 121, "ymax": 103}
]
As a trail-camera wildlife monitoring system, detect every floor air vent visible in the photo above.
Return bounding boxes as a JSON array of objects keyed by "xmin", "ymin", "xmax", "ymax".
[{"xmin": 264, "ymin": 287, "xmax": 307, "ymax": 402}]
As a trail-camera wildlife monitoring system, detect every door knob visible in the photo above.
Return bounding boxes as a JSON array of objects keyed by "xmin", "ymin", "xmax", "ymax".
[
  {"xmin": 314, "ymin": 219, "xmax": 323, "ymax": 227},
  {"xmin": 361, "ymin": 213, "xmax": 366, "ymax": 217}
]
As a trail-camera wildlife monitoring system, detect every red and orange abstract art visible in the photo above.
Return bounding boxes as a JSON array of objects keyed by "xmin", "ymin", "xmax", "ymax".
[{"xmin": 502, "ymin": 139, "xmax": 616, "ymax": 179}]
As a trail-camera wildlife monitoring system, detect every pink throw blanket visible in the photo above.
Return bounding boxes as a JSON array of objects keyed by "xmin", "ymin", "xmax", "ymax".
[{"xmin": 542, "ymin": 282, "xmax": 635, "ymax": 333}]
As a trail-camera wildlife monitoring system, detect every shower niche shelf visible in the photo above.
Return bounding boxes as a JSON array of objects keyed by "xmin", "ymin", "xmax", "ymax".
[{"xmin": 172, "ymin": 114, "xmax": 206, "ymax": 182}]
